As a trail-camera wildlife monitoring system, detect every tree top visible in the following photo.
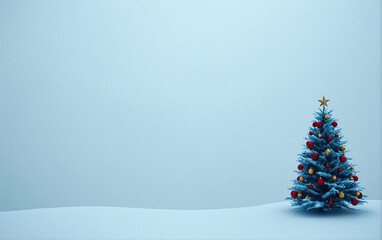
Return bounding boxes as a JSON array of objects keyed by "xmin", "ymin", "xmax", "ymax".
[{"xmin": 318, "ymin": 96, "xmax": 329, "ymax": 107}]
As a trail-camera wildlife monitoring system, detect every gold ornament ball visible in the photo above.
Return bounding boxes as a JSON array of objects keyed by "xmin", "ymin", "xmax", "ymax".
[
  {"xmin": 325, "ymin": 115, "xmax": 330, "ymax": 120},
  {"xmin": 299, "ymin": 176, "xmax": 304, "ymax": 182},
  {"xmin": 339, "ymin": 192, "xmax": 345, "ymax": 198},
  {"xmin": 356, "ymin": 191, "xmax": 361, "ymax": 197},
  {"xmin": 308, "ymin": 168, "xmax": 314, "ymax": 175},
  {"xmin": 298, "ymin": 192, "xmax": 302, "ymax": 198},
  {"xmin": 325, "ymin": 148, "xmax": 331, "ymax": 155},
  {"xmin": 341, "ymin": 145, "xmax": 346, "ymax": 151},
  {"xmin": 332, "ymin": 175, "xmax": 337, "ymax": 181},
  {"xmin": 305, "ymin": 195, "xmax": 309, "ymax": 199},
  {"xmin": 350, "ymin": 166, "xmax": 354, "ymax": 170},
  {"xmin": 318, "ymin": 134, "xmax": 322, "ymax": 138}
]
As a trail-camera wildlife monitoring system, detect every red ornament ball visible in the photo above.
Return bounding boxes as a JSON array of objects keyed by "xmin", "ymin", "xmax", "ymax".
[
  {"xmin": 340, "ymin": 156, "xmax": 347, "ymax": 163},
  {"xmin": 335, "ymin": 134, "xmax": 339, "ymax": 138},
  {"xmin": 306, "ymin": 141, "xmax": 314, "ymax": 149},
  {"xmin": 312, "ymin": 153, "xmax": 318, "ymax": 160},
  {"xmin": 351, "ymin": 198, "xmax": 358, "ymax": 206},
  {"xmin": 309, "ymin": 131, "xmax": 313, "ymax": 135},
  {"xmin": 316, "ymin": 122, "xmax": 323, "ymax": 128},
  {"xmin": 317, "ymin": 178, "xmax": 324, "ymax": 186},
  {"xmin": 338, "ymin": 167, "xmax": 343, "ymax": 172},
  {"xmin": 326, "ymin": 164, "xmax": 330, "ymax": 168},
  {"xmin": 297, "ymin": 176, "xmax": 300, "ymax": 180},
  {"xmin": 312, "ymin": 122, "xmax": 317, "ymax": 127},
  {"xmin": 327, "ymin": 136, "xmax": 332, "ymax": 142},
  {"xmin": 353, "ymin": 176, "xmax": 359, "ymax": 182},
  {"xmin": 328, "ymin": 200, "xmax": 333, "ymax": 206},
  {"xmin": 357, "ymin": 192, "xmax": 363, "ymax": 199},
  {"xmin": 332, "ymin": 121, "xmax": 338, "ymax": 127},
  {"xmin": 298, "ymin": 164, "xmax": 303, "ymax": 170},
  {"xmin": 308, "ymin": 185, "xmax": 313, "ymax": 189},
  {"xmin": 291, "ymin": 191, "xmax": 297, "ymax": 198}
]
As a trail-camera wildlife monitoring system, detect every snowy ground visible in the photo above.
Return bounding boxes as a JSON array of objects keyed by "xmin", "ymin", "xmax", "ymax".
[{"xmin": 0, "ymin": 200, "xmax": 380, "ymax": 240}]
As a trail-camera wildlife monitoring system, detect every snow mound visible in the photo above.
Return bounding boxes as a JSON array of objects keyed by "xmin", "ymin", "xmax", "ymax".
[{"xmin": 0, "ymin": 200, "xmax": 380, "ymax": 240}]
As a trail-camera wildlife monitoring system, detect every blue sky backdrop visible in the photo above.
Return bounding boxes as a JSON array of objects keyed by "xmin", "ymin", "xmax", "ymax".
[{"xmin": 0, "ymin": 0, "xmax": 381, "ymax": 210}]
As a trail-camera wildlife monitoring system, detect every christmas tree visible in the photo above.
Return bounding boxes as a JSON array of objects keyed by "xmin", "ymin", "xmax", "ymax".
[{"xmin": 287, "ymin": 97, "xmax": 366, "ymax": 211}]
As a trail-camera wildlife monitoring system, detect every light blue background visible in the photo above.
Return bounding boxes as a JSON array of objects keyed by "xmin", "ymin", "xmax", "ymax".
[{"xmin": 0, "ymin": 0, "xmax": 381, "ymax": 211}]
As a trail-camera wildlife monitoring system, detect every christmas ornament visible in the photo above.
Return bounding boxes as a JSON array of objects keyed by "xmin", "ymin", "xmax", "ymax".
[
  {"xmin": 351, "ymin": 198, "xmax": 358, "ymax": 205},
  {"xmin": 353, "ymin": 176, "xmax": 358, "ymax": 182},
  {"xmin": 339, "ymin": 192, "xmax": 345, "ymax": 198},
  {"xmin": 318, "ymin": 96, "xmax": 329, "ymax": 107},
  {"xmin": 326, "ymin": 164, "xmax": 330, "ymax": 168},
  {"xmin": 316, "ymin": 122, "xmax": 322, "ymax": 128},
  {"xmin": 308, "ymin": 168, "xmax": 314, "ymax": 175},
  {"xmin": 305, "ymin": 195, "xmax": 309, "ymax": 199},
  {"xmin": 340, "ymin": 156, "xmax": 347, "ymax": 163},
  {"xmin": 312, "ymin": 122, "xmax": 317, "ymax": 127},
  {"xmin": 299, "ymin": 176, "xmax": 304, "ymax": 182},
  {"xmin": 309, "ymin": 131, "xmax": 313, "ymax": 135},
  {"xmin": 356, "ymin": 192, "xmax": 363, "ymax": 199},
  {"xmin": 340, "ymin": 145, "xmax": 346, "ymax": 151},
  {"xmin": 312, "ymin": 153, "xmax": 318, "ymax": 160},
  {"xmin": 325, "ymin": 114, "xmax": 330, "ymax": 119},
  {"xmin": 306, "ymin": 141, "xmax": 314, "ymax": 149},
  {"xmin": 308, "ymin": 185, "xmax": 313, "ymax": 189},
  {"xmin": 325, "ymin": 148, "xmax": 331, "ymax": 155},
  {"xmin": 298, "ymin": 192, "xmax": 302, "ymax": 198},
  {"xmin": 350, "ymin": 177, "xmax": 354, "ymax": 180},
  {"xmin": 291, "ymin": 191, "xmax": 297, "ymax": 198},
  {"xmin": 332, "ymin": 175, "xmax": 337, "ymax": 181},
  {"xmin": 318, "ymin": 133, "xmax": 322, "ymax": 138},
  {"xmin": 328, "ymin": 200, "xmax": 333, "ymax": 206},
  {"xmin": 338, "ymin": 167, "xmax": 343, "ymax": 172},
  {"xmin": 298, "ymin": 164, "xmax": 303, "ymax": 170},
  {"xmin": 327, "ymin": 136, "xmax": 332, "ymax": 142},
  {"xmin": 332, "ymin": 121, "xmax": 338, "ymax": 127},
  {"xmin": 350, "ymin": 166, "xmax": 354, "ymax": 170},
  {"xmin": 317, "ymin": 178, "xmax": 324, "ymax": 186},
  {"xmin": 335, "ymin": 134, "xmax": 339, "ymax": 138}
]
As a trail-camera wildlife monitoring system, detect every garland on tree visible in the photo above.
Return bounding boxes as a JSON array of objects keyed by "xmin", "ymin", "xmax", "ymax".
[{"xmin": 287, "ymin": 97, "xmax": 366, "ymax": 211}]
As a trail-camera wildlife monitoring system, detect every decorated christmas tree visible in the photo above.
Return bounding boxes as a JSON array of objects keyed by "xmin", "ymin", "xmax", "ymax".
[{"xmin": 287, "ymin": 97, "xmax": 366, "ymax": 211}]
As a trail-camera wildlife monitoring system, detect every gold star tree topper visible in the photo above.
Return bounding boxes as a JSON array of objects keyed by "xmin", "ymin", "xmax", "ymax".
[{"xmin": 318, "ymin": 96, "xmax": 329, "ymax": 107}]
